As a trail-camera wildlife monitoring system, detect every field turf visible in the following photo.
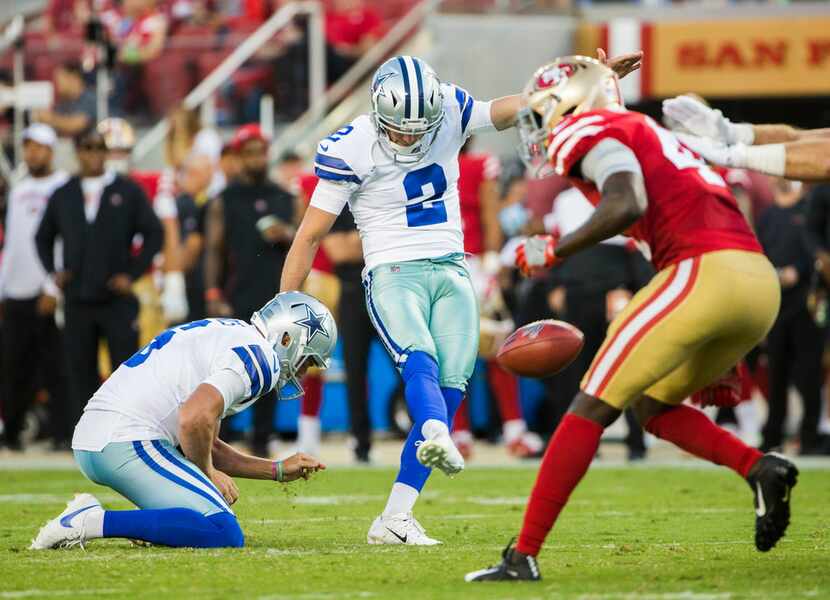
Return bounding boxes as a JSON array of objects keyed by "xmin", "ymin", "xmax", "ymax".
[{"xmin": 1, "ymin": 464, "xmax": 828, "ymax": 599}]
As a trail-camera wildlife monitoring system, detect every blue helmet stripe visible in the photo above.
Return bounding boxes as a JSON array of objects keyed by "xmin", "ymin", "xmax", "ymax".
[
  {"xmin": 397, "ymin": 56, "xmax": 411, "ymax": 119},
  {"xmin": 413, "ymin": 58, "xmax": 424, "ymax": 119}
]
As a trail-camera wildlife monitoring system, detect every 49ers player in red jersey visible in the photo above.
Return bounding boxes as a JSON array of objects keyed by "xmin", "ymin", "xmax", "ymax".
[{"xmin": 466, "ymin": 56, "xmax": 797, "ymax": 583}]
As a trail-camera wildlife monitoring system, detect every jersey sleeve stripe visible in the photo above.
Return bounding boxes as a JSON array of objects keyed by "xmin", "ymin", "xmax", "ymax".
[
  {"xmin": 454, "ymin": 86, "xmax": 469, "ymax": 117},
  {"xmin": 314, "ymin": 166, "xmax": 362, "ymax": 184},
  {"xmin": 232, "ymin": 346, "xmax": 261, "ymax": 397},
  {"xmin": 248, "ymin": 344, "xmax": 273, "ymax": 393},
  {"xmin": 460, "ymin": 96, "xmax": 474, "ymax": 136},
  {"xmin": 413, "ymin": 58, "xmax": 425, "ymax": 119},
  {"xmin": 555, "ymin": 125, "xmax": 608, "ymax": 175},
  {"xmin": 397, "ymin": 56, "xmax": 412, "ymax": 119},
  {"xmin": 315, "ymin": 153, "xmax": 353, "ymax": 171},
  {"xmin": 547, "ymin": 115, "xmax": 606, "ymax": 161}
]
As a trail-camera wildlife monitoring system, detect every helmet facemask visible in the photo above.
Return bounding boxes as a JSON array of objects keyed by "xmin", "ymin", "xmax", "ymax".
[{"xmin": 517, "ymin": 56, "xmax": 623, "ymax": 178}]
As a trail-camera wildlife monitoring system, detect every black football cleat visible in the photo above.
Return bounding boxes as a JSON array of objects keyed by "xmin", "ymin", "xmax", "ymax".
[
  {"xmin": 464, "ymin": 538, "xmax": 541, "ymax": 582},
  {"xmin": 747, "ymin": 452, "xmax": 798, "ymax": 552}
]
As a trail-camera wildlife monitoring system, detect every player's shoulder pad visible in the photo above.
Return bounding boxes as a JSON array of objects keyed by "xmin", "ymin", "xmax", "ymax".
[
  {"xmin": 547, "ymin": 110, "xmax": 628, "ymax": 177},
  {"xmin": 442, "ymin": 82, "xmax": 476, "ymax": 138},
  {"xmin": 222, "ymin": 329, "xmax": 280, "ymax": 399},
  {"xmin": 314, "ymin": 115, "xmax": 375, "ymax": 185}
]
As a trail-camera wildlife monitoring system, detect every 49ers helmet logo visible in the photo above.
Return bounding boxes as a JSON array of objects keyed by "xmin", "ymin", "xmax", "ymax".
[{"xmin": 535, "ymin": 63, "xmax": 577, "ymax": 90}]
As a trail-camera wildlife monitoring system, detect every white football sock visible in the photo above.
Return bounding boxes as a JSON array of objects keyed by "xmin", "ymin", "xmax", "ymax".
[
  {"xmin": 503, "ymin": 419, "xmax": 527, "ymax": 444},
  {"xmin": 297, "ymin": 415, "xmax": 321, "ymax": 456},
  {"xmin": 421, "ymin": 419, "xmax": 449, "ymax": 440},
  {"xmin": 83, "ymin": 509, "xmax": 105, "ymax": 538},
  {"xmin": 383, "ymin": 482, "xmax": 419, "ymax": 517}
]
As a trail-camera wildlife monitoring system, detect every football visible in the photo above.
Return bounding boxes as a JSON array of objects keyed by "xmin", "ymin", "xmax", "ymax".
[{"xmin": 496, "ymin": 319, "xmax": 585, "ymax": 378}]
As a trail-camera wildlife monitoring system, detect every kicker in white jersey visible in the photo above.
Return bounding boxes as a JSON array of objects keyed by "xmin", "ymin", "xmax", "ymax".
[{"xmin": 309, "ymin": 82, "xmax": 495, "ymax": 274}]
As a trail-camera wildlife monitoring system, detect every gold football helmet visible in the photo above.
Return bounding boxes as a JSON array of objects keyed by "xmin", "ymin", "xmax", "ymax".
[{"xmin": 518, "ymin": 56, "xmax": 623, "ymax": 178}]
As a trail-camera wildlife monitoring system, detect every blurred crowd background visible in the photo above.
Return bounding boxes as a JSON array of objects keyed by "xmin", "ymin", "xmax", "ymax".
[{"xmin": 1, "ymin": 0, "xmax": 830, "ymax": 463}]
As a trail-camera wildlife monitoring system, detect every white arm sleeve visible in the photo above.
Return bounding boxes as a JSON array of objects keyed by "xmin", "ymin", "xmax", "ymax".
[
  {"xmin": 203, "ymin": 368, "xmax": 248, "ymax": 412},
  {"xmin": 581, "ymin": 138, "xmax": 644, "ymax": 191},
  {"xmin": 467, "ymin": 100, "xmax": 495, "ymax": 134},
  {"xmin": 309, "ymin": 179, "xmax": 353, "ymax": 216}
]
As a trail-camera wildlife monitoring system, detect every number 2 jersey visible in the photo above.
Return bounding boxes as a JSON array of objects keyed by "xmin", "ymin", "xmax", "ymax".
[
  {"xmin": 72, "ymin": 319, "xmax": 280, "ymax": 451},
  {"xmin": 549, "ymin": 108, "xmax": 762, "ymax": 271},
  {"xmin": 309, "ymin": 83, "xmax": 494, "ymax": 274}
]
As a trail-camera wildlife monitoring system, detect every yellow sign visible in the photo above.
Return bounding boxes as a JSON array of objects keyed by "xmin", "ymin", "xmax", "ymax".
[{"xmin": 649, "ymin": 18, "xmax": 830, "ymax": 97}]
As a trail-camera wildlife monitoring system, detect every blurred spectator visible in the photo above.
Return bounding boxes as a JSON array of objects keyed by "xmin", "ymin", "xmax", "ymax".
[
  {"xmin": 165, "ymin": 105, "xmax": 223, "ymax": 197},
  {"xmin": 35, "ymin": 129, "xmax": 163, "ymax": 444},
  {"xmin": 0, "ymin": 125, "xmax": 69, "ymax": 451},
  {"xmin": 325, "ymin": 0, "xmax": 384, "ymax": 83},
  {"xmin": 215, "ymin": 142, "xmax": 241, "ymax": 194},
  {"xmin": 110, "ymin": 0, "xmax": 169, "ymax": 115},
  {"xmin": 756, "ymin": 179, "xmax": 829, "ymax": 455},
  {"xmin": 175, "ymin": 153, "xmax": 214, "ymax": 322},
  {"xmin": 453, "ymin": 142, "xmax": 542, "ymax": 458},
  {"xmin": 203, "ymin": 124, "xmax": 295, "ymax": 456},
  {"xmin": 32, "ymin": 62, "xmax": 97, "ymax": 138}
]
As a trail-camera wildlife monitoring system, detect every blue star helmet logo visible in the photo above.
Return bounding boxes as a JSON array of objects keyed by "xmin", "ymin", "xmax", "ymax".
[
  {"xmin": 294, "ymin": 304, "xmax": 329, "ymax": 342},
  {"xmin": 372, "ymin": 72, "xmax": 394, "ymax": 98}
]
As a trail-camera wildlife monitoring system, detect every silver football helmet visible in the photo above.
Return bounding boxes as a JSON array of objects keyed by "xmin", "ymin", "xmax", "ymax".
[
  {"xmin": 250, "ymin": 291, "xmax": 337, "ymax": 399},
  {"xmin": 370, "ymin": 55, "xmax": 444, "ymax": 163}
]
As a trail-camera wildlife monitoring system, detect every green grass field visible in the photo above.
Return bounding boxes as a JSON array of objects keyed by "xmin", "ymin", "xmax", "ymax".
[{"xmin": 1, "ymin": 464, "xmax": 828, "ymax": 599}]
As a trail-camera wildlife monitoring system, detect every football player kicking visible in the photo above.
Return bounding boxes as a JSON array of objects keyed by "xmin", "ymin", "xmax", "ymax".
[
  {"xmin": 280, "ymin": 51, "xmax": 642, "ymax": 545},
  {"xmin": 466, "ymin": 56, "xmax": 798, "ymax": 582},
  {"xmin": 662, "ymin": 94, "xmax": 830, "ymax": 181},
  {"xmin": 31, "ymin": 292, "xmax": 335, "ymax": 550}
]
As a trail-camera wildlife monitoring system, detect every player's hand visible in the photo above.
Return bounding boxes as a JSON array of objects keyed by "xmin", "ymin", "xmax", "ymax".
[
  {"xmin": 207, "ymin": 299, "xmax": 233, "ymax": 317},
  {"xmin": 516, "ymin": 235, "xmax": 559, "ymax": 276},
  {"xmin": 662, "ymin": 95, "xmax": 753, "ymax": 146},
  {"xmin": 107, "ymin": 273, "xmax": 134, "ymax": 296},
  {"xmin": 598, "ymin": 48, "xmax": 642, "ymax": 79},
  {"xmin": 691, "ymin": 363, "xmax": 746, "ymax": 408},
  {"xmin": 279, "ymin": 452, "xmax": 326, "ymax": 482},
  {"xmin": 673, "ymin": 132, "xmax": 747, "ymax": 169},
  {"xmin": 210, "ymin": 468, "xmax": 240, "ymax": 505},
  {"xmin": 36, "ymin": 294, "xmax": 58, "ymax": 316},
  {"xmin": 54, "ymin": 271, "xmax": 73, "ymax": 290}
]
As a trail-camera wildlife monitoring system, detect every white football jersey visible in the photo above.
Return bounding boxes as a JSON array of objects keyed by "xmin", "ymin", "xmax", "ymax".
[
  {"xmin": 72, "ymin": 318, "xmax": 280, "ymax": 451},
  {"xmin": 309, "ymin": 83, "xmax": 495, "ymax": 273}
]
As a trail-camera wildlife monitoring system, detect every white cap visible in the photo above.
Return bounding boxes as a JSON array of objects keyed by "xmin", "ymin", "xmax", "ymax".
[{"xmin": 23, "ymin": 123, "xmax": 57, "ymax": 148}]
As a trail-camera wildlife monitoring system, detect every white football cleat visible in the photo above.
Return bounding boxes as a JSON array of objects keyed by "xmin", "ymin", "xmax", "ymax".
[
  {"xmin": 416, "ymin": 432, "xmax": 465, "ymax": 476},
  {"xmin": 367, "ymin": 512, "xmax": 441, "ymax": 546},
  {"xmin": 30, "ymin": 493, "xmax": 103, "ymax": 550}
]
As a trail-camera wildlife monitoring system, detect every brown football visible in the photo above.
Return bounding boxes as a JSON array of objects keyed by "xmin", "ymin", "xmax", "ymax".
[{"xmin": 496, "ymin": 320, "xmax": 585, "ymax": 378}]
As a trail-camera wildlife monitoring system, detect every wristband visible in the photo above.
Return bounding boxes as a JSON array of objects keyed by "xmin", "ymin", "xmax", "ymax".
[
  {"xmin": 271, "ymin": 460, "xmax": 284, "ymax": 482},
  {"xmin": 731, "ymin": 122, "xmax": 755, "ymax": 146},
  {"xmin": 739, "ymin": 144, "xmax": 786, "ymax": 177},
  {"xmin": 205, "ymin": 287, "xmax": 223, "ymax": 302}
]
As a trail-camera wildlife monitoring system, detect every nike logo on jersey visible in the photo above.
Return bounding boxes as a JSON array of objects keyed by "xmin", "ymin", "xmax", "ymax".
[
  {"xmin": 386, "ymin": 527, "xmax": 407, "ymax": 543},
  {"xmin": 755, "ymin": 481, "xmax": 767, "ymax": 517},
  {"xmin": 60, "ymin": 505, "xmax": 97, "ymax": 528}
]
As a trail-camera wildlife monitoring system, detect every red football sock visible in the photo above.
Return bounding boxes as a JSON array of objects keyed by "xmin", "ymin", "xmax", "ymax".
[
  {"xmin": 489, "ymin": 361, "xmax": 523, "ymax": 422},
  {"xmin": 452, "ymin": 397, "xmax": 470, "ymax": 432},
  {"xmin": 645, "ymin": 404, "xmax": 761, "ymax": 478},
  {"xmin": 301, "ymin": 374, "xmax": 323, "ymax": 417},
  {"xmin": 516, "ymin": 414, "xmax": 603, "ymax": 557}
]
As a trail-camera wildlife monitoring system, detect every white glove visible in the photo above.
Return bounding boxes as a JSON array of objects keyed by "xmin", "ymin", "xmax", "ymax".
[
  {"xmin": 674, "ymin": 132, "xmax": 747, "ymax": 169},
  {"xmin": 662, "ymin": 95, "xmax": 754, "ymax": 145},
  {"xmin": 161, "ymin": 271, "xmax": 189, "ymax": 323}
]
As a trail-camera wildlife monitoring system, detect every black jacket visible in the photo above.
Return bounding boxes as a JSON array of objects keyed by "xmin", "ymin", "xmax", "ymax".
[{"xmin": 35, "ymin": 173, "xmax": 163, "ymax": 303}]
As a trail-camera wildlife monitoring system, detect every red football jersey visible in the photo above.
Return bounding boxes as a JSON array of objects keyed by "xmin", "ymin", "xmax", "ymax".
[
  {"xmin": 299, "ymin": 173, "xmax": 334, "ymax": 274},
  {"xmin": 458, "ymin": 153, "xmax": 501, "ymax": 256},
  {"xmin": 548, "ymin": 109, "xmax": 762, "ymax": 271}
]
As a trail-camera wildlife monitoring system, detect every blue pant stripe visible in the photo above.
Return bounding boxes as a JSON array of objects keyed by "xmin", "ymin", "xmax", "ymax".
[
  {"xmin": 364, "ymin": 272, "xmax": 405, "ymax": 362},
  {"xmin": 133, "ymin": 441, "xmax": 228, "ymax": 514},
  {"xmin": 151, "ymin": 440, "xmax": 230, "ymax": 512}
]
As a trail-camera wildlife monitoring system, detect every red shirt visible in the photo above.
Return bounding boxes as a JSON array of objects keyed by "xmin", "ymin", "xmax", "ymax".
[
  {"xmin": 299, "ymin": 173, "xmax": 334, "ymax": 274},
  {"xmin": 325, "ymin": 6, "xmax": 382, "ymax": 48},
  {"xmin": 458, "ymin": 152, "xmax": 500, "ymax": 256},
  {"xmin": 548, "ymin": 109, "xmax": 762, "ymax": 271}
]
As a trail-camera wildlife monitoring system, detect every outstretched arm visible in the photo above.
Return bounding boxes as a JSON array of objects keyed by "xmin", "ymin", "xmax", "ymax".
[{"xmin": 280, "ymin": 205, "xmax": 339, "ymax": 291}]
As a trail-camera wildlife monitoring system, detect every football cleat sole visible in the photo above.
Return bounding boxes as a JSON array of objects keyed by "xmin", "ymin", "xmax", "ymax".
[{"xmin": 416, "ymin": 440, "xmax": 463, "ymax": 476}]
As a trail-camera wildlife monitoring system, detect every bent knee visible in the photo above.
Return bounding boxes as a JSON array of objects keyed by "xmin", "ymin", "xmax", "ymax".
[{"xmin": 208, "ymin": 512, "xmax": 245, "ymax": 548}]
